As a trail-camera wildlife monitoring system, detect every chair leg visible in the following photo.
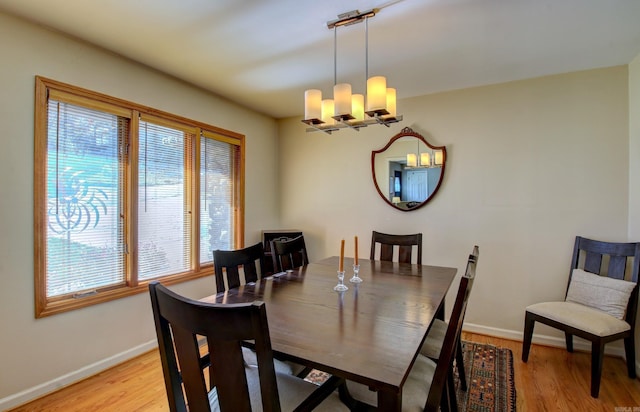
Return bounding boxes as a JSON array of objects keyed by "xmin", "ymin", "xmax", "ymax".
[
  {"xmin": 624, "ymin": 335, "xmax": 637, "ymax": 379},
  {"xmin": 447, "ymin": 367, "xmax": 458, "ymax": 412},
  {"xmin": 522, "ymin": 312, "xmax": 535, "ymax": 362},
  {"xmin": 337, "ymin": 381, "xmax": 375, "ymax": 411},
  {"xmin": 296, "ymin": 366, "xmax": 313, "ymax": 378},
  {"xmin": 565, "ymin": 332, "xmax": 574, "ymax": 353},
  {"xmin": 590, "ymin": 341, "xmax": 605, "ymax": 398},
  {"xmin": 440, "ymin": 386, "xmax": 450, "ymax": 412},
  {"xmin": 455, "ymin": 339, "xmax": 467, "ymax": 391}
]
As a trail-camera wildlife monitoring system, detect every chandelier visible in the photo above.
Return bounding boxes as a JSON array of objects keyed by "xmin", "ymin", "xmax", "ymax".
[
  {"xmin": 302, "ymin": 9, "xmax": 403, "ymax": 134},
  {"xmin": 407, "ymin": 150, "xmax": 444, "ymax": 168}
]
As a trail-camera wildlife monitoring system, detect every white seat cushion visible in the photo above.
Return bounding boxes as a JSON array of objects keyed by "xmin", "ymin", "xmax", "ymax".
[
  {"xmin": 419, "ymin": 318, "xmax": 447, "ymax": 359},
  {"xmin": 209, "ymin": 362, "xmax": 348, "ymax": 411},
  {"xmin": 345, "ymin": 354, "xmax": 437, "ymax": 411},
  {"xmin": 526, "ymin": 301, "xmax": 631, "ymax": 337}
]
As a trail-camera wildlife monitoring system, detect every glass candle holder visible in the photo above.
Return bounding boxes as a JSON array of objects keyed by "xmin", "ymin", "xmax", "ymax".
[
  {"xmin": 349, "ymin": 264, "xmax": 363, "ymax": 283},
  {"xmin": 334, "ymin": 270, "xmax": 348, "ymax": 291}
]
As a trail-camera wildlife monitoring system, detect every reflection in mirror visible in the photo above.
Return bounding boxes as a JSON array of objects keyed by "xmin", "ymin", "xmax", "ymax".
[{"xmin": 371, "ymin": 127, "xmax": 446, "ymax": 211}]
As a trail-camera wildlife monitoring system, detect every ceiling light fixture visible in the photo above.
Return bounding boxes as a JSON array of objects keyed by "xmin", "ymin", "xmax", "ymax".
[
  {"xmin": 302, "ymin": 9, "xmax": 403, "ymax": 134},
  {"xmin": 406, "ymin": 139, "xmax": 444, "ymax": 168}
]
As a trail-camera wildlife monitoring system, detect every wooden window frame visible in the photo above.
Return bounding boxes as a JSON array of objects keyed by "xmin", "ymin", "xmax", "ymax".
[{"xmin": 34, "ymin": 76, "xmax": 245, "ymax": 317}]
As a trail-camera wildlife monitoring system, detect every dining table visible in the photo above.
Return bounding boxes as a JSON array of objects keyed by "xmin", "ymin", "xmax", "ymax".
[{"xmin": 200, "ymin": 256, "xmax": 457, "ymax": 411}]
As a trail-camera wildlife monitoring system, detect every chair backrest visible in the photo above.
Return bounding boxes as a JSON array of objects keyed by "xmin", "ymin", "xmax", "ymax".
[
  {"xmin": 271, "ymin": 235, "xmax": 309, "ymax": 272},
  {"xmin": 424, "ymin": 256, "xmax": 476, "ymax": 410},
  {"xmin": 369, "ymin": 231, "xmax": 423, "ymax": 264},
  {"xmin": 568, "ymin": 236, "xmax": 640, "ymax": 327},
  {"xmin": 213, "ymin": 242, "xmax": 265, "ymax": 293},
  {"xmin": 425, "ymin": 259, "xmax": 476, "ymax": 411},
  {"xmin": 459, "ymin": 246, "xmax": 479, "ymax": 336},
  {"xmin": 469, "ymin": 245, "xmax": 479, "ymax": 265},
  {"xmin": 149, "ymin": 281, "xmax": 283, "ymax": 412}
]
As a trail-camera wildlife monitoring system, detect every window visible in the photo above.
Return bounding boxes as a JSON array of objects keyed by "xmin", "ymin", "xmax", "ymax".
[{"xmin": 34, "ymin": 77, "xmax": 244, "ymax": 317}]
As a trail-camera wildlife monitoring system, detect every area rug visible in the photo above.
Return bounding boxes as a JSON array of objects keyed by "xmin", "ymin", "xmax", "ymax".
[
  {"xmin": 304, "ymin": 340, "xmax": 516, "ymax": 411},
  {"xmin": 454, "ymin": 341, "xmax": 516, "ymax": 412}
]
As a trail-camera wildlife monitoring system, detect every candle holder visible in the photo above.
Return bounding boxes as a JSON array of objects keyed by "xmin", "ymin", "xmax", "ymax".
[
  {"xmin": 349, "ymin": 264, "xmax": 363, "ymax": 283},
  {"xmin": 334, "ymin": 270, "xmax": 348, "ymax": 291}
]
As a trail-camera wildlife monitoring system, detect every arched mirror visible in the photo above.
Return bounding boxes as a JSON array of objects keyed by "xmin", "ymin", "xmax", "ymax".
[{"xmin": 371, "ymin": 127, "xmax": 446, "ymax": 211}]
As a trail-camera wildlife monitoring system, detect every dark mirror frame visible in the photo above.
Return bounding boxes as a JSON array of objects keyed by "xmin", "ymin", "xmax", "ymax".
[{"xmin": 371, "ymin": 127, "xmax": 447, "ymax": 212}]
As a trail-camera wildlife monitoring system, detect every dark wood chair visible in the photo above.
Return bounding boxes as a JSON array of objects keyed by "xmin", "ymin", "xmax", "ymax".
[
  {"xmin": 370, "ymin": 230, "xmax": 423, "ymax": 264},
  {"xmin": 149, "ymin": 281, "xmax": 347, "ymax": 412},
  {"xmin": 213, "ymin": 242, "xmax": 265, "ymax": 294},
  {"xmin": 271, "ymin": 235, "xmax": 309, "ymax": 273},
  {"xmin": 270, "ymin": 235, "xmax": 314, "ymax": 378},
  {"xmin": 339, "ymin": 255, "xmax": 476, "ymax": 411},
  {"xmin": 213, "ymin": 242, "xmax": 307, "ymax": 377},
  {"xmin": 420, "ymin": 245, "xmax": 479, "ymax": 393},
  {"xmin": 522, "ymin": 236, "xmax": 640, "ymax": 397}
]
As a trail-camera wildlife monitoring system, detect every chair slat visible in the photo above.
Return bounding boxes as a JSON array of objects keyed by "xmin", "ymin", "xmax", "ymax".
[
  {"xmin": 398, "ymin": 245, "xmax": 413, "ymax": 264},
  {"xmin": 226, "ymin": 267, "xmax": 242, "ymax": 290},
  {"xmin": 379, "ymin": 244, "xmax": 394, "ymax": 262},
  {"xmin": 212, "ymin": 340, "xmax": 253, "ymax": 412},
  {"xmin": 608, "ymin": 255, "xmax": 627, "ymax": 280},
  {"xmin": 583, "ymin": 251, "xmax": 603, "ymax": 274},
  {"xmin": 172, "ymin": 327, "xmax": 212, "ymax": 412}
]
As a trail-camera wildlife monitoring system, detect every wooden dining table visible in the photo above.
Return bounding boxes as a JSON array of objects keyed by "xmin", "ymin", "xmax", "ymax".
[{"xmin": 200, "ymin": 256, "xmax": 457, "ymax": 411}]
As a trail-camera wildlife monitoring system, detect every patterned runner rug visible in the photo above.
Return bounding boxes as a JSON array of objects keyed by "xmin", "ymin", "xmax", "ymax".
[{"xmin": 455, "ymin": 341, "xmax": 516, "ymax": 412}]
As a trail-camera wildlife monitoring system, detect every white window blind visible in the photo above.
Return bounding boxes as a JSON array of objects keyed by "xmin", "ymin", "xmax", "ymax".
[
  {"xmin": 138, "ymin": 119, "xmax": 192, "ymax": 279},
  {"xmin": 46, "ymin": 100, "xmax": 126, "ymax": 297},
  {"xmin": 200, "ymin": 135, "xmax": 238, "ymax": 263}
]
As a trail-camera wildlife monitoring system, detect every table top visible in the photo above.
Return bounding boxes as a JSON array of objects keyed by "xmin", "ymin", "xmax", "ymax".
[{"xmin": 201, "ymin": 256, "xmax": 457, "ymax": 394}]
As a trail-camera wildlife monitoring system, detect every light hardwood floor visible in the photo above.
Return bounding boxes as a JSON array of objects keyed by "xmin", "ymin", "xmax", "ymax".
[{"xmin": 8, "ymin": 332, "xmax": 640, "ymax": 411}]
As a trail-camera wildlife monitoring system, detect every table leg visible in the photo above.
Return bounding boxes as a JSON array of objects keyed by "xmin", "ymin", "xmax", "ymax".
[
  {"xmin": 377, "ymin": 388, "xmax": 401, "ymax": 411},
  {"xmin": 436, "ymin": 299, "xmax": 446, "ymax": 320}
]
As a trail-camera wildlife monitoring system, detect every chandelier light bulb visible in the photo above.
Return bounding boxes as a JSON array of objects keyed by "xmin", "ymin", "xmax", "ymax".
[
  {"xmin": 334, "ymin": 83, "xmax": 353, "ymax": 118},
  {"xmin": 321, "ymin": 99, "xmax": 335, "ymax": 126},
  {"xmin": 385, "ymin": 87, "xmax": 396, "ymax": 118},
  {"xmin": 304, "ymin": 89, "xmax": 322, "ymax": 122},
  {"xmin": 435, "ymin": 150, "xmax": 444, "ymax": 166},
  {"xmin": 366, "ymin": 76, "xmax": 387, "ymax": 113},
  {"xmin": 407, "ymin": 153, "xmax": 417, "ymax": 168},
  {"xmin": 351, "ymin": 94, "xmax": 365, "ymax": 122},
  {"xmin": 420, "ymin": 152, "xmax": 431, "ymax": 167}
]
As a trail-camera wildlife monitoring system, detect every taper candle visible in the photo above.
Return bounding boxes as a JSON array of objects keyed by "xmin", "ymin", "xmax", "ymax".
[
  {"xmin": 354, "ymin": 236, "xmax": 358, "ymax": 265},
  {"xmin": 339, "ymin": 239, "xmax": 345, "ymax": 272}
]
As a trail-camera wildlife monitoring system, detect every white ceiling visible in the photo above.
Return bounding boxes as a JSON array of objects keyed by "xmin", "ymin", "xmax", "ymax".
[{"xmin": 2, "ymin": 0, "xmax": 640, "ymax": 119}]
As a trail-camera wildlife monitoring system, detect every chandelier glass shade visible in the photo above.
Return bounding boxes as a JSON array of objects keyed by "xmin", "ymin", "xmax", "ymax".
[
  {"xmin": 407, "ymin": 148, "xmax": 444, "ymax": 168},
  {"xmin": 302, "ymin": 9, "xmax": 402, "ymax": 134}
]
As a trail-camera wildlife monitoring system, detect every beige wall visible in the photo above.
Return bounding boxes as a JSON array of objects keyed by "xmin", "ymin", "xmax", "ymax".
[
  {"xmin": 629, "ymin": 56, "xmax": 640, "ymax": 240},
  {"xmin": 0, "ymin": 12, "xmax": 280, "ymax": 406},
  {"xmin": 628, "ymin": 53, "xmax": 640, "ymax": 372},
  {"xmin": 279, "ymin": 66, "xmax": 630, "ymax": 345}
]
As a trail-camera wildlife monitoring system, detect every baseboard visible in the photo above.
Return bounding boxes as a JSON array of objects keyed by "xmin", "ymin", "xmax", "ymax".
[
  {"xmin": 462, "ymin": 322, "xmax": 640, "ymax": 375},
  {"xmin": 0, "ymin": 340, "xmax": 157, "ymax": 411}
]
